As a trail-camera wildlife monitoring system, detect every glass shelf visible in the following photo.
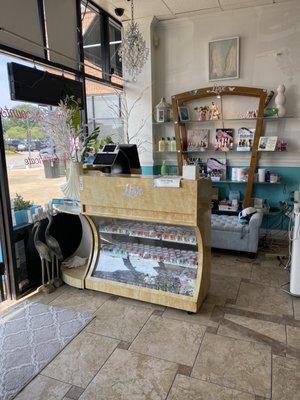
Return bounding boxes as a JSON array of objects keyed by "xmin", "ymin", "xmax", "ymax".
[
  {"xmin": 212, "ymin": 180, "xmax": 283, "ymax": 185},
  {"xmin": 155, "ymin": 150, "xmax": 288, "ymax": 155},
  {"xmin": 153, "ymin": 116, "xmax": 296, "ymax": 126},
  {"xmin": 99, "ymin": 220, "xmax": 197, "ymax": 246}
]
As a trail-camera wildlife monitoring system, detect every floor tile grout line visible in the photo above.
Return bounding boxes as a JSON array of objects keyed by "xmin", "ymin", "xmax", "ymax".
[
  {"xmin": 164, "ymin": 368, "xmax": 179, "ymax": 400},
  {"xmin": 158, "ymin": 310, "xmax": 218, "ymax": 329},
  {"xmin": 73, "ymin": 339, "xmax": 121, "ymax": 395},
  {"xmin": 190, "ymin": 326, "xmax": 209, "ymax": 373},
  {"xmin": 187, "ymin": 373, "xmax": 265, "ymax": 398},
  {"xmin": 270, "ymin": 350, "xmax": 273, "ymax": 400},
  {"xmin": 128, "ymin": 310, "xmax": 162, "ymax": 350},
  {"xmin": 219, "ymin": 318, "xmax": 286, "ymax": 352},
  {"xmin": 222, "ymin": 305, "xmax": 287, "ymax": 325}
]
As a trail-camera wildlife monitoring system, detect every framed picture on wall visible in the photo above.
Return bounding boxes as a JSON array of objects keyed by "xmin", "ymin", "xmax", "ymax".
[
  {"xmin": 209, "ymin": 37, "xmax": 239, "ymax": 81},
  {"xmin": 178, "ymin": 106, "xmax": 190, "ymax": 122}
]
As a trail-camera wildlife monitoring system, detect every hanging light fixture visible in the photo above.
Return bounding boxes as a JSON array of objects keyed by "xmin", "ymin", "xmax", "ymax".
[{"xmin": 118, "ymin": 0, "xmax": 149, "ymax": 81}]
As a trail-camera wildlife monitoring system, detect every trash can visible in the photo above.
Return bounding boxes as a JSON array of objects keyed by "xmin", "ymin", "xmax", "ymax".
[{"xmin": 43, "ymin": 158, "xmax": 66, "ymax": 179}]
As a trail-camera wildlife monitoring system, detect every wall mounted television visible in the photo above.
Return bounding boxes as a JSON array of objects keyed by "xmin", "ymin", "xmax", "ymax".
[{"xmin": 7, "ymin": 62, "xmax": 84, "ymax": 108}]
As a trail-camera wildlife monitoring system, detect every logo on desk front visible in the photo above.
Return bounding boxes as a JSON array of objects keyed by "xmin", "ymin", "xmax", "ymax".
[{"xmin": 123, "ymin": 184, "xmax": 143, "ymax": 197}]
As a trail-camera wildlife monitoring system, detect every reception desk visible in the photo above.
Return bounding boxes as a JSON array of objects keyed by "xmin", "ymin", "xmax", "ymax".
[{"xmin": 62, "ymin": 172, "xmax": 212, "ymax": 312}]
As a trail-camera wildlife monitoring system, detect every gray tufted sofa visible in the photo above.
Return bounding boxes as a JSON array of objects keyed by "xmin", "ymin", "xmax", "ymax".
[{"xmin": 211, "ymin": 211, "xmax": 263, "ymax": 257}]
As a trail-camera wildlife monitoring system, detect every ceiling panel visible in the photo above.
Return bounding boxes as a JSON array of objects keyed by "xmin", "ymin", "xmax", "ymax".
[
  {"xmin": 163, "ymin": 0, "xmax": 220, "ymax": 14},
  {"xmin": 94, "ymin": 0, "xmax": 171, "ymax": 19},
  {"xmin": 93, "ymin": 0, "xmax": 294, "ymax": 20},
  {"xmin": 220, "ymin": 0, "xmax": 273, "ymax": 10}
]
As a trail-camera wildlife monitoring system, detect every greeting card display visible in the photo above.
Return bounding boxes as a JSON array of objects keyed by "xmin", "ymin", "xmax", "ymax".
[
  {"xmin": 187, "ymin": 128, "xmax": 209, "ymax": 152},
  {"xmin": 207, "ymin": 157, "xmax": 227, "ymax": 181},
  {"xmin": 214, "ymin": 129, "xmax": 234, "ymax": 151},
  {"xmin": 258, "ymin": 136, "xmax": 278, "ymax": 151},
  {"xmin": 237, "ymin": 128, "xmax": 255, "ymax": 151}
]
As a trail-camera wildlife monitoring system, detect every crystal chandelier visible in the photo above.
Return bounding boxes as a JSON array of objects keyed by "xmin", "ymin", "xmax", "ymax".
[{"xmin": 118, "ymin": 0, "xmax": 149, "ymax": 81}]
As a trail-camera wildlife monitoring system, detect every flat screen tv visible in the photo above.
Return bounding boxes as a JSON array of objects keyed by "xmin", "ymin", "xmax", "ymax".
[{"xmin": 7, "ymin": 62, "xmax": 84, "ymax": 108}]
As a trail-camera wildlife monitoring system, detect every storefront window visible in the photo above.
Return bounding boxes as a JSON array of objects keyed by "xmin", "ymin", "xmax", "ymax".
[
  {"xmin": 85, "ymin": 78, "xmax": 123, "ymax": 144},
  {"xmin": 81, "ymin": 1, "xmax": 104, "ymax": 79},
  {"xmin": 0, "ymin": 54, "xmax": 67, "ymax": 211},
  {"xmin": 81, "ymin": 1, "xmax": 123, "ymax": 84},
  {"xmin": 109, "ymin": 18, "xmax": 122, "ymax": 78}
]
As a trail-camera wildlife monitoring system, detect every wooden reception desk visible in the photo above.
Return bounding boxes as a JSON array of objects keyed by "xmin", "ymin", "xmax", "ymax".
[{"xmin": 62, "ymin": 172, "xmax": 212, "ymax": 312}]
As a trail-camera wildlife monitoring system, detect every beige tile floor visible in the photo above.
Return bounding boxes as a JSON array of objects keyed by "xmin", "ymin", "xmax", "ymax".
[{"xmin": 6, "ymin": 249, "xmax": 300, "ymax": 400}]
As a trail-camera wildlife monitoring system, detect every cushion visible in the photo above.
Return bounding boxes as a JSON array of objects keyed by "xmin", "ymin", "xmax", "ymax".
[{"xmin": 211, "ymin": 214, "xmax": 250, "ymax": 234}]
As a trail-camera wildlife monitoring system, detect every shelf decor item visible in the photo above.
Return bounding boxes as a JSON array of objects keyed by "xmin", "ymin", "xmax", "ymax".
[
  {"xmin": 275, "ymin": 84, "xmax": 286, "ymax": 117},
  {"xmin": 155, "ymin": 97, "xmax": 172, "ymax": 123},
  {"xmin": 178, "ymin": 106, "xmax": 190, "ymax": 122},
  {"xmin": 118, "ymin": 0, "xmax": 149, "ymax": 80},
  {"xmin": 237, "ymin": 128, "xmax": 255, "ymax": 151},
  {"xmin": 187, "ymin": 128, "xmax": 209, "ymax": 152},
  {"xmin": 209, "ymin": 37, "xmax": 239, "ymax": 81},
  {"xmin": 209, "ymin": 102, "xmax": 221, "ymax": 120},
  {"xmin": 214, "ymin": 129, "xmax": 234, "ymax": 151},
  {"xmin": 194, "ymin": 105, "xmax": 209, "ymax": 121},
  {"xmin": 258, "ymin": 136, "xmax": 278, "ymax": 151}
]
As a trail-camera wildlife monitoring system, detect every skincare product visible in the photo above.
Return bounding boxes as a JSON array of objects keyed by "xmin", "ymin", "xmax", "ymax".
[
  {"xmin": 161, "ymin": 160, "xmax": 168, "ymax": 176},
  {"xmin": 158, "ymin": 138, "xmax": 166, "ymax": 152}
]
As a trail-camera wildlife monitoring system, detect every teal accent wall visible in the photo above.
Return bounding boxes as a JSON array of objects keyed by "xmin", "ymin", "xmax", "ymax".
[
  {"xmin": 143, "ymin": 165, "xmax": 300, "ymax": 230},
  {"xmin": 141, "ymin": 166, "xmax": 155, "ymax": 175},
  {"xmin": 215, "ymin": 166, "xmax": 300, "ymax": 207}
]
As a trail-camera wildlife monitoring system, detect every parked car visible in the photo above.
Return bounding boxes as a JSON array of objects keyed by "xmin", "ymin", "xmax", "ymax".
[
  {"xmin": 39, "ymin": 146, "xmax": 56, "ymax": 157},
  {"xmin": 5, "ymin": 139, "xmax": 21, "ymax": 149},
  {"xmin": 17, "ymin": 141, "xmax": 37, "ymax": 151}
]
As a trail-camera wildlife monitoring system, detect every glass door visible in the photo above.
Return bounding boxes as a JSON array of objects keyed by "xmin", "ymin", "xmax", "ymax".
[{"xmin": 0, "ymin": 52, "xmax": 72, "ymax": 298}]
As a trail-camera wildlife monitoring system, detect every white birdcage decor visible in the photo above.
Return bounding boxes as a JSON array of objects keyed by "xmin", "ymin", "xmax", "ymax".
[
  {"xmin": 155, "ymin": 97, "xmax": 172, "ymax": 123},
  {"xmin": 118, "ymin": 0, "xmax": 149, "ymax": 81}
]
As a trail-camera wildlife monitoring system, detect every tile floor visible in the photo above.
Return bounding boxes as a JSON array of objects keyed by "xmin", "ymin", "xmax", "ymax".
[{"xmin": 6, "ymin": 250, "xmax": 300, "ymax": 399}]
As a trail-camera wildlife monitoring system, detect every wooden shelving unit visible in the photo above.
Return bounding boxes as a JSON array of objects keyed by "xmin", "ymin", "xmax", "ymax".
[{"xmin": 171, "ymin": 86, "xmax": 269, "ymax": 207}]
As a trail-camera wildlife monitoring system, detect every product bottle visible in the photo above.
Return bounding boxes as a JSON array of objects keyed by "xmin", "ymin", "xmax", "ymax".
[
  {"xmin": 171, "ymin": 137, "xmax": 176, "ymax": 152},
  {"xmin": 158, "ymin": 137, "xmax": 166, "ymax": 152},
  {"xmin": 166, "ymin": 137, "xmax": 171, "ymax": 151},
  {"xmin": 161, "ymin": 160, "xmax": 168, "ymax": 176}
]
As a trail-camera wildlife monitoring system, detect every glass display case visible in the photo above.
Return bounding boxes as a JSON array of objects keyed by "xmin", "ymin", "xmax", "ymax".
[
  {"xmin": 62, "ymin": 173, "xmax": 211, "ymax": 312},
  {"xmin": 92, "ymin": 218, "xmax": 199, "ymax": 297}
]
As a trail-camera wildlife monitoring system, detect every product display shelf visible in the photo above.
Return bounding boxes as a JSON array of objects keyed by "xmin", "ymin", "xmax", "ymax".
[
  {"xmin": 101, "ymin": 242, "xmax": 198, "ymax": 270},
  {"xmin": 99, "ymin": 220, "xmax": 197, "ymax": 246},
  {"xmin": 213, "ymin": 180, "xmax": 283, "ymax": 185},
  {"xmin": 153, "ymin": 116, "xmax": 295, "ymax": 126},
  {"xmin": 61, "ymin": 173, "xmax": 212, "ymax": 312}
]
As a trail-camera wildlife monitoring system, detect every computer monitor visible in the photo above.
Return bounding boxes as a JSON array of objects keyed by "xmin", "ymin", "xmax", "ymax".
[
  {"xmin": 102, "ymin": 144, "xmax": 117, "ymax": 153},
  {"xmin": 117, "ymin": 144, "xmax": 141, "ymax": 174}
]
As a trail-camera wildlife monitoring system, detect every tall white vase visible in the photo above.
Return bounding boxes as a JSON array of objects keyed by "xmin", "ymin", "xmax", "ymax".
[
  {"xmin": 275, "ymin": 84, "xmax": 286, "ymax": 117},
  {"xmin": 60, "ymin": 161, "xmax": 82, "ymax": 201}
]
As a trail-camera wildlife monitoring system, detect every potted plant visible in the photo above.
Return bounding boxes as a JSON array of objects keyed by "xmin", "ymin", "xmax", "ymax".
[{"xmin": 12, "ymin": 194, "xmax": 33, "ymax": 226}]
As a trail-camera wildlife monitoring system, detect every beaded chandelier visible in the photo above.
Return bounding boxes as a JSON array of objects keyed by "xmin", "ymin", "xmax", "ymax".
[{"xmin": 118, "ymin": 0, "xmax": 149, "ymax": 81}]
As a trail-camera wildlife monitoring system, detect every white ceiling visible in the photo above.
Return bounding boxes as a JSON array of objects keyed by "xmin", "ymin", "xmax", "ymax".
[{"xmin": 93, "ymin": 0, "xmax": 294, "ymax": 21}]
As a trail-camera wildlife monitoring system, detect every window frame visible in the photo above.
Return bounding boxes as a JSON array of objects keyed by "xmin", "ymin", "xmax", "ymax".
[
  {"xmin": 0, "ymin": 0, "xmax": 123, "ymax": 90},
  {"xmin": 81, "ymin": 0, "xmax": 123, "ymax": 86}
]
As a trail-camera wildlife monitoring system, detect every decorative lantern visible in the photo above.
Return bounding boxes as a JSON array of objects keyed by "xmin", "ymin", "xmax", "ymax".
[{"xmin": 155, "ymin": 97, "xmax": 172, "ymax": 123}]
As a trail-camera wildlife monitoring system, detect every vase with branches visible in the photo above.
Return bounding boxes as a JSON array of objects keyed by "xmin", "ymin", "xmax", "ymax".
[
  {"xmin": 100, "ymin": 86, "xmax": 151, "ymax": 153},
  {"xmin": 39, "ymin": 96, "xmax": 100, "ymax": 200}
]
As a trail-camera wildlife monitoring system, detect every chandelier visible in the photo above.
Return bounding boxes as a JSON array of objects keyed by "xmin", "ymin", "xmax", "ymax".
[{"xmin": 118, "ymin": 0, "xmax": 149, "ymax": 81}]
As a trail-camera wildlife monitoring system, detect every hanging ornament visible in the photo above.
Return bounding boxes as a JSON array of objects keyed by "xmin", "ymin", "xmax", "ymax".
[{"xmin": 118, "ymin": 0, "xmax": 149, "ymax": 81}]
